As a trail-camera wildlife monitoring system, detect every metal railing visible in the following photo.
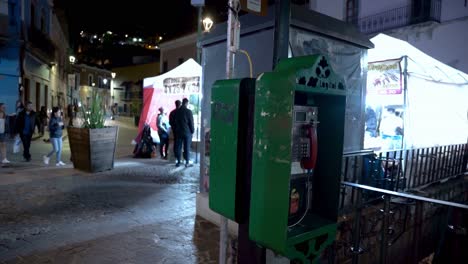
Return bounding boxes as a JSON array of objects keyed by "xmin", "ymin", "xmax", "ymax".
[
  {"xmin": 340, "ymin": 143, "xmax": 467, "ymax": 211},
  {"xmin": 327, "ymin": 181, "xmax": 468, "ymax": 264},
  {"xmin": 353, "ymin": 0, "xmax": 441, "ymax": 34}
]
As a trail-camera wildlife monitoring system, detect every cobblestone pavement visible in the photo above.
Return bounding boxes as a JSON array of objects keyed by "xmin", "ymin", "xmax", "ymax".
[{"xmin": 0, "ymin": 158, "xmax": 218, "ymax": 263}]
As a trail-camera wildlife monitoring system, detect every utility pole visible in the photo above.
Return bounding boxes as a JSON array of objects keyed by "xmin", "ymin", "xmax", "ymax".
[
  {"xmin": 192, "ymin": 0, "xmax": 204, "ymax": 164},
  {"xmin": 272, "ymin": 0, "xmax": 290, "ymax": 68},
  {"xmin": 196, "ymin": 6, "xmax": 203, "ymax": 63},
  {"xmin": 219, "ymin": 1, "xmax": 240, "ymax": 263},
  {"xmin": 195, "ymin": 5, "xmax": 203, "ymax": 164}
]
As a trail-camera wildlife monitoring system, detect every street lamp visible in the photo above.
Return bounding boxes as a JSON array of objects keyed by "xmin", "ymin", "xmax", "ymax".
[
  {"xmin": 203, "ymin": 17, "xmax": 214, "ymax": 32},
  {"xmin": 103, "ymin": 78, "xmax": 108, "ymax": 85},
  {"xmin": 111, "ymin": 72, "xmax": 116, "ymax": 79},
  {"xmin": 69, "ymin": 55, "xmax": 76, "ymax": 64}
]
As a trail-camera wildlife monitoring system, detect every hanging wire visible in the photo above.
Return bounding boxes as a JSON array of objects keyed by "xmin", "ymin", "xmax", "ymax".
[{"xmin": 238, "ymin": 49, "xmax": 253, "ymax": 78}]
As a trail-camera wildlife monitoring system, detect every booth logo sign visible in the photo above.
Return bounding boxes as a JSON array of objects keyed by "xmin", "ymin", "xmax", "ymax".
[
  {"xmin": 367, "ymin": 59, "xmax": 402, "ymax": 95},
  {"xmin": 163, "ymin": 76, "xmax": 200, "ymax": 94}
]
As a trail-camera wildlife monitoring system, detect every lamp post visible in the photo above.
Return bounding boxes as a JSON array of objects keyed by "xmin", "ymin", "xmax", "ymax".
[
  {"xmin": 68, "ymin": 55, "xmax": 76, "ymax": 107},
  {"xmin": 192, "ymin": 0, "xmax": 205, "ymax": 165},
  {"xmin": 69, "ymin": 55, "xmax": 76, "ymax": 64},
  {"xmin": 202, "ymin": 17, "xmax": 214, "ymax": 32},
  {"xmin": 111, "ymin": 72, "xmax": 116, "ymax": 107}
]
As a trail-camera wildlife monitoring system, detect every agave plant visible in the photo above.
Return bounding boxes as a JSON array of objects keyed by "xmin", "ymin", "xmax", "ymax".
[{"xmin": 81, "ymin": 89, "xmax": 105, "ymax": 129}]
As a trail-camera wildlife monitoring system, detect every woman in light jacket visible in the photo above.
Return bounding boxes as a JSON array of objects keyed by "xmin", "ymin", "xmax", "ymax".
[{"xmin": 43, "ymin": 107, "xmax": 66, "ymax": 166}]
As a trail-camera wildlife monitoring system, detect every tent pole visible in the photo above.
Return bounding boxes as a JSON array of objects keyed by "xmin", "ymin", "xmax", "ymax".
[{"xmin": 402, "ymin": 55, "xmax": 408, "ymax": 150}]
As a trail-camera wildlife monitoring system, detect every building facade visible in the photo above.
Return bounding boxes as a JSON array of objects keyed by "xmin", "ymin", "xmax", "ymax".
[
  {"xmin": 50, "ymin": 8, "xmax": 70, "ymax": 111},
  {"xmin": 73, "ymin": 63, "xmax": 112, "ymax": 110},
  {"xmin": 0, "ymin": 0, "xmax": 70, "ymax": 114},
  {"xmin": 111, "ymin": 62, "xmax": 160, "ymax": 115},
  {"xmin": 309, "ymin": 0, "xmax": 468, "ymax": 74},
  {"xmin": 159, "ymin": 33, "xmax": 197, "ymax": 73}
]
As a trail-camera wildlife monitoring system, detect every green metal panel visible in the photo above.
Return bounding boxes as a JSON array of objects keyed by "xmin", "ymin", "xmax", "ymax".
[
  {"xmin": 209, "ymin": 79, "xmax": 243, "ymax": 221},
  {"xmin": 249, "ymin": 55, "xmax": 347, "ymax": 262}
]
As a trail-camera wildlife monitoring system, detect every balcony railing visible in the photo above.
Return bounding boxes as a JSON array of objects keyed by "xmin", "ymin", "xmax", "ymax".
[
  {"xmin": 28, "ymin": 27, "xmax": 55, "ymax": 60},
  {"xmin": 119, "ymin": 91, "xmax": 143, "ymax": 102},
  {"xmin": 0, "ymin": 13, "xmax": 8, "ymax": 37},
  {"xmin": 353, "ymin": 0, "xmax": 441, "ymax": 34}
]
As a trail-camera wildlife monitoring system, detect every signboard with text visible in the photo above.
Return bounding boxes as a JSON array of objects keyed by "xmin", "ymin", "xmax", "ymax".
[
  {"xmin": 367, "ymin": 59, "xmax": 402, "ymax": 95},
  {"xmin": 191, "ymin": 0, "xmax": 205, "ymax": 7},
  {"xmin": 240, "ymin": 0, "xmax": 268, "ymax": 16}
]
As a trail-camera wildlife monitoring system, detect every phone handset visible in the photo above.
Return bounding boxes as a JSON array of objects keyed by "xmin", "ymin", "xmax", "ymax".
[{"xmin": 300, "ymin": 122, "xmax": 318, "ymax": 171}]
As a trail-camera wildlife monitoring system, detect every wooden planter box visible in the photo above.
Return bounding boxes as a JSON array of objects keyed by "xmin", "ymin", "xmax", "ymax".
[{"xmin": 68, "ymin": 126, "xmax": 118, "ymax": 173}]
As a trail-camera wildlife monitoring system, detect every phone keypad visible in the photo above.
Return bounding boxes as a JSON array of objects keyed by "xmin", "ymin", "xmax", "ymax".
[
  {"xmin": 292, "ymin": 138, "xmax": 310, "ymax": 161},
  {"xmin": 301, "ymin": 143, "xmax": 310, "ymax": 157}
]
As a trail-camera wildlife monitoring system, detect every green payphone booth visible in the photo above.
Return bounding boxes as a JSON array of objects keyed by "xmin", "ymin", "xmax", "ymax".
[{"xmin": 210, "ymin": 55, "xmax": 346, "ymax": 263}]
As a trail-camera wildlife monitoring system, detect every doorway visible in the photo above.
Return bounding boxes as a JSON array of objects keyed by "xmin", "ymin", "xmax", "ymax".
[{"xmin": 35, "ymin": 82, "xmax": 40, "ymax": 111}]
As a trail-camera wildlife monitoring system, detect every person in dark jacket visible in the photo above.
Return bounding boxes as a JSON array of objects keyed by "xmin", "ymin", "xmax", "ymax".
[
  {"xmin": 15, "ymin": 101, "xmax": 36, "ymax": 161},
  {"xmin": 38, "ymin": 106, "xmax": 48, "ymax": 136},
  {"xmin": 13, "ymin": 100, "xmax": 24, "ymax": 135},
  {"xmin": 174, "ymin": 98, "xmax": 194, "ymax": 167},
  {"xmin": 67, "ymin": 104, "xmax": 74, "ymax": 127},
  {"xmin": 43, "ymin": 107, "xmax": 66, "ymax": 166},
  {"xmin": 169, "ymin": 100, "xmax": 181, "ymax": 160}
]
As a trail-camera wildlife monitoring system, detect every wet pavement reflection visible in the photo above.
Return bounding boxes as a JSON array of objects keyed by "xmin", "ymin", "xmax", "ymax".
[{"xmin": 0, "ymin": 161, "xmax": 221, "ymax": 264}]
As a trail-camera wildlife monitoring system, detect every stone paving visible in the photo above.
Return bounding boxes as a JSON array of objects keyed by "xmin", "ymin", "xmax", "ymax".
[
  {"xmin": 0, "ymin": 117, "xmax": 219, "ymax": 264},
  {"xmin": 0, "ymin": 160, "xmax": 220, "ymax": 264}
]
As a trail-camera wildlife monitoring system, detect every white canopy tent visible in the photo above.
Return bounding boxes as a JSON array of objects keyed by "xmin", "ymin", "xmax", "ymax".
[
  {"xmin": 367, "ymin": 34, "xmax": 468, "ymax": 149},
  {"xmin": 139, "ymin": 59, "xmax": 202, "ymax": 142}
]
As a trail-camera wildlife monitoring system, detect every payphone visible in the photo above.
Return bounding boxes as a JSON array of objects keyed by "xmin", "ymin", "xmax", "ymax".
[
  {"xmin": 209, "ymin": 55, "xmax": 346, "ymax": 263},
  {"xmin": 289, "ymin": 106, "xmax": 318, "ymax": 227}
]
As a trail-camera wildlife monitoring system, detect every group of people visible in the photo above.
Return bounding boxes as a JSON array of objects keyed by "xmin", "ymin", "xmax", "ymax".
[
  {"xmin": 365, "ymin": 106, "xmax": 404, "ymax": 150},
  {"xmin": 0, "ymin": 100, "xmax": 67, "ymax": 167},
  {"xmin": 136, "ymin": 98, "xmax": 194, "ymax": 167}
]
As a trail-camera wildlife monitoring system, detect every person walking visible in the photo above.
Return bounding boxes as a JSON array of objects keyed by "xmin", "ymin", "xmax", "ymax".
[
  {"xmin": 174, "ymin": 98, "xmax": 194, "ymax": 167},
  {"xmin": 111, "ymin": 103, "xmax": 118, "ymax": 120},
  {"xmin": 157, "ymin": 107, "xmax": 170, "ymax": 159},
  {"xmin": 15, "ymin": 100, "xmax": 24, "ymax": 115},
  {"xmin": 15, "ymin": 101, "xmax": 36, "ymax": 162},
  {"xmin": 0, "ymin": 103, "xmax": 10, "ymax": 164},
  {"xmin": 67, "ymin": 104, "xmax": 74, "ymax": 127},
  {"xmin": 169, "ymin": 100, "xmax": 181, "ymax": 161},
  {"xmin": 38, "ymin": 106, "xmax": 48, "ymax": 136},
  {"xmin": 43, "ymin": 107, "xmax": 66, "ymax": 166},
  {"xmin": 11, "ymin": 100, "xmax": 24, "ymax": 153}
]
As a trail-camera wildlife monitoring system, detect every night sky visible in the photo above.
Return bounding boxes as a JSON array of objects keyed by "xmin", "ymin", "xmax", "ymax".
[{"xmin": 54, "ymin": 0, "xmax": 228, "ymax": 40}]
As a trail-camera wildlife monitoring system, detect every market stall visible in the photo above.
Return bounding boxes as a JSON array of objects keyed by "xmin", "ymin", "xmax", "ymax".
[
  {"xmin": 139, "ymin": 58, "xmax": 202, "ymax": 142},
  {"xmin": 365, "ymin": 34, "xmax": 468, "ymax": 150}
]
